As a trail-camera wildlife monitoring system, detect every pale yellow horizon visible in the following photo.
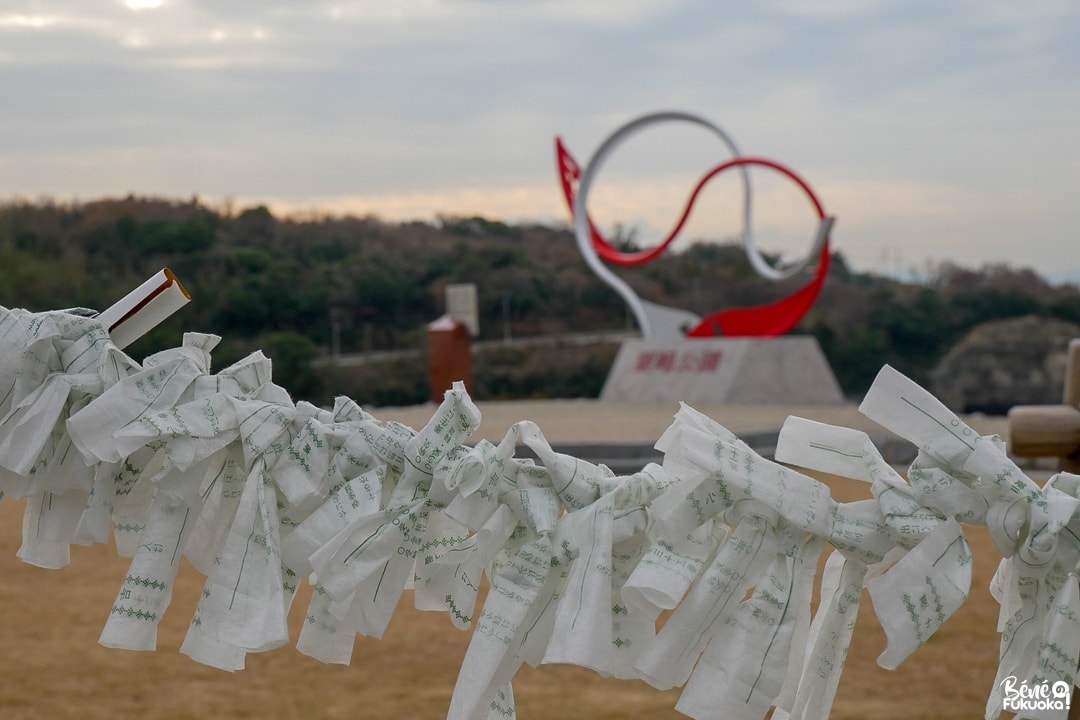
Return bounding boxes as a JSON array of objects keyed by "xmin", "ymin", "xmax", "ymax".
[{"xmin": 237, "ymin": 174, "xmax": 1011, "ymax": 275}]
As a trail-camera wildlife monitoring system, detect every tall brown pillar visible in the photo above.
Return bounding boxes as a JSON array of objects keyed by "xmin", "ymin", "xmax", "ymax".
[{"xmin": 427, "ymin": 315, "xmax": 473, "ymax": 403}]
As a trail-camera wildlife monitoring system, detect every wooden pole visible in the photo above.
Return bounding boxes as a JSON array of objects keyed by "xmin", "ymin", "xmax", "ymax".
[
  {"xmin": 1052, "ymin": 341, "xmax": 1080, "ymax": 720},
  {"xmin": 1063, "ymin": 339, "xmax": 1080, "ymax": 473}
]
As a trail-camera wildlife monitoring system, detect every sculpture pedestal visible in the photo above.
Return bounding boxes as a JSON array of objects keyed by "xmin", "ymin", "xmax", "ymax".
[{"xmin": 600, "ymin": 336, "xmax": 844, "ymax": 405}]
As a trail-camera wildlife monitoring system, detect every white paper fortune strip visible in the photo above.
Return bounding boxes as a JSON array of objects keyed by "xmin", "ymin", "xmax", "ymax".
[{"xmin": 0, "ymin": 302, "xmax": 1077, "ymax": 720}]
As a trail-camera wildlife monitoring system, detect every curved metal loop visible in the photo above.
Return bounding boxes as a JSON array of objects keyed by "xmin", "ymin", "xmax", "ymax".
[
  {"xmin": 572, "ymin": 111, "xmax": 823, "ymax": 282},
  {"xmin": 558, "ymin": 111, "xmax": 834, "ymax": 339},
  {"xmin": 575, "ymin": 111, "xmax": 751, "ymax": 268}
]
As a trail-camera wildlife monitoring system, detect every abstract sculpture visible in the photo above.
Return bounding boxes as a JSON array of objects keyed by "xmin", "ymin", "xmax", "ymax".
[{"xmin": 556, "ymin": 111, "xmax": 835, "ymax": 341}]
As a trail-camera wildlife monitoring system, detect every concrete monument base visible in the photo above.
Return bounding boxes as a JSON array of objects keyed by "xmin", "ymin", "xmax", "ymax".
[{"xmin": 600, "ymin": 336, "xmax": 845, "ymax": 405}]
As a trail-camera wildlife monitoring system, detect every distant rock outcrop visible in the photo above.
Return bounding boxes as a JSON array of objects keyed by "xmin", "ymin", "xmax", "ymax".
[{"xmin": 930, "ymin": 315, "xmax": 1080, "ymax": 414}]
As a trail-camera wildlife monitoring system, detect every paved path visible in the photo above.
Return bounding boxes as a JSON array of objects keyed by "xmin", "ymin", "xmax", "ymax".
[
  {"xmin": 368, "ymin": 399, "xmax": 1019, "ymax": 475},
  {"xmin": 371, "ymin": 398, "xmax": 1008, "ymax": 445}
]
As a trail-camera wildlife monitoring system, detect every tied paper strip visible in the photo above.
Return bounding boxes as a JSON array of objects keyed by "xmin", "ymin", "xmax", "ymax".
[
  {"xmin": 308, "ymin": 381, "xmax": 481, "ymax": 641},
  {"xmin": 648, "ymin": 408, "xmax": 922, "ymax": 720},
  {"xmin": 2, "ymin": 303, "xmax": 1080, "ymax": 720},
  {"xmin": 674, "ymin": 531, "xmax": 825, "ymax": 720},
  {"xmin": 864, "ymin": 517, "xmax": 972, "ymax": 670},
  {"xmin": 770, "ymin": 416, "xmax": 904, "ymax": 720},
  {"xmin": 860, "ymin": 365, "xmax": 1080, "ymax": 720},
  {"xmin": 99, "ymin": 458, "xmax": 211, "ymax": 651},
  {"xmin": 0, "ymin": 310, "xmax": 140, "ymax": 568},
  {"xmin": 771, "ymin": 412, "xmax": 975, "ymax": 671},
  {"xmin": 634, "ymin": 512, "xmax": 777, "ymax": 691},
  {"xmin": 181, "ymin": 461, "xmax": 290, "ymax": 670}
]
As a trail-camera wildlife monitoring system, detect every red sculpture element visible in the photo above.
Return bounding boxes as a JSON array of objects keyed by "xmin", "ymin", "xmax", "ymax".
[{"xmin": 556, "ymin": 138, "xmax": 832, "ymax": 337}]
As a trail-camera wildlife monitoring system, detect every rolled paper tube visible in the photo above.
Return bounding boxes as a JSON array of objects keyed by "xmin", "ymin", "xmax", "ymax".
[{"xmin": 96, "ymin": 268, "xmax": 191, "ymax": 349}]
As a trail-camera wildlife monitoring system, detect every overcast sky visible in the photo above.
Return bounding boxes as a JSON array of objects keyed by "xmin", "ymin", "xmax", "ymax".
[{"xmin": 2, "ymin": 1, "xmax": 1078, "ymax": 281}]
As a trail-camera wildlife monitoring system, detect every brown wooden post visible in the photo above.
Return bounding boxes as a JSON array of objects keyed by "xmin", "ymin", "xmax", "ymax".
[
  {"xmin": 1064, "ymin": 340, "xmax": 1080, "ymax": 720},
  {"xmin": 1062, "ymin": 338, "xmax": 1080, "ymax": 473},
  {"xmin": 1007, "ymin": 339, "xmax": 1080, "ymax": 719},
  {"xmin": 427, "ymin": 316, "xmax": 473, "ymax": 403}
]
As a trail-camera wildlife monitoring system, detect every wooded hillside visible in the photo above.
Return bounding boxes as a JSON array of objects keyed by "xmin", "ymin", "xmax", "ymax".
[{"xmin": 2, "ymin": 197, "xmax": 1077, "ymax": 407}]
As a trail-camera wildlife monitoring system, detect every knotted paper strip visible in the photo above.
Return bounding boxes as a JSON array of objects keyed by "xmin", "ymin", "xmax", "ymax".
[{"xmin": 0, "ymin": 306, "xmax": 1078, "ymax": 720}]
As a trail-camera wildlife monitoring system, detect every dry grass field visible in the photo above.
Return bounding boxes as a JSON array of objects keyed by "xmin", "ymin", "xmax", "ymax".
[
  {"xmin": 0, "ymin": 477, "xmax": 1012, "ymax": 720},
  {"xmin": 0, "ymin": 402, "xmax": 1019, "ymax": 719}
]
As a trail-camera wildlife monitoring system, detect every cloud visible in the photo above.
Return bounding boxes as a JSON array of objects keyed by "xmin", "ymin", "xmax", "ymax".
[
  {"xmin": 0, "ymin": 1, "xmax": 1078, "ymax": 280},
  {"xmin": 123, "ymin": 0, "xmax": 164, "ymax": 10}
]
